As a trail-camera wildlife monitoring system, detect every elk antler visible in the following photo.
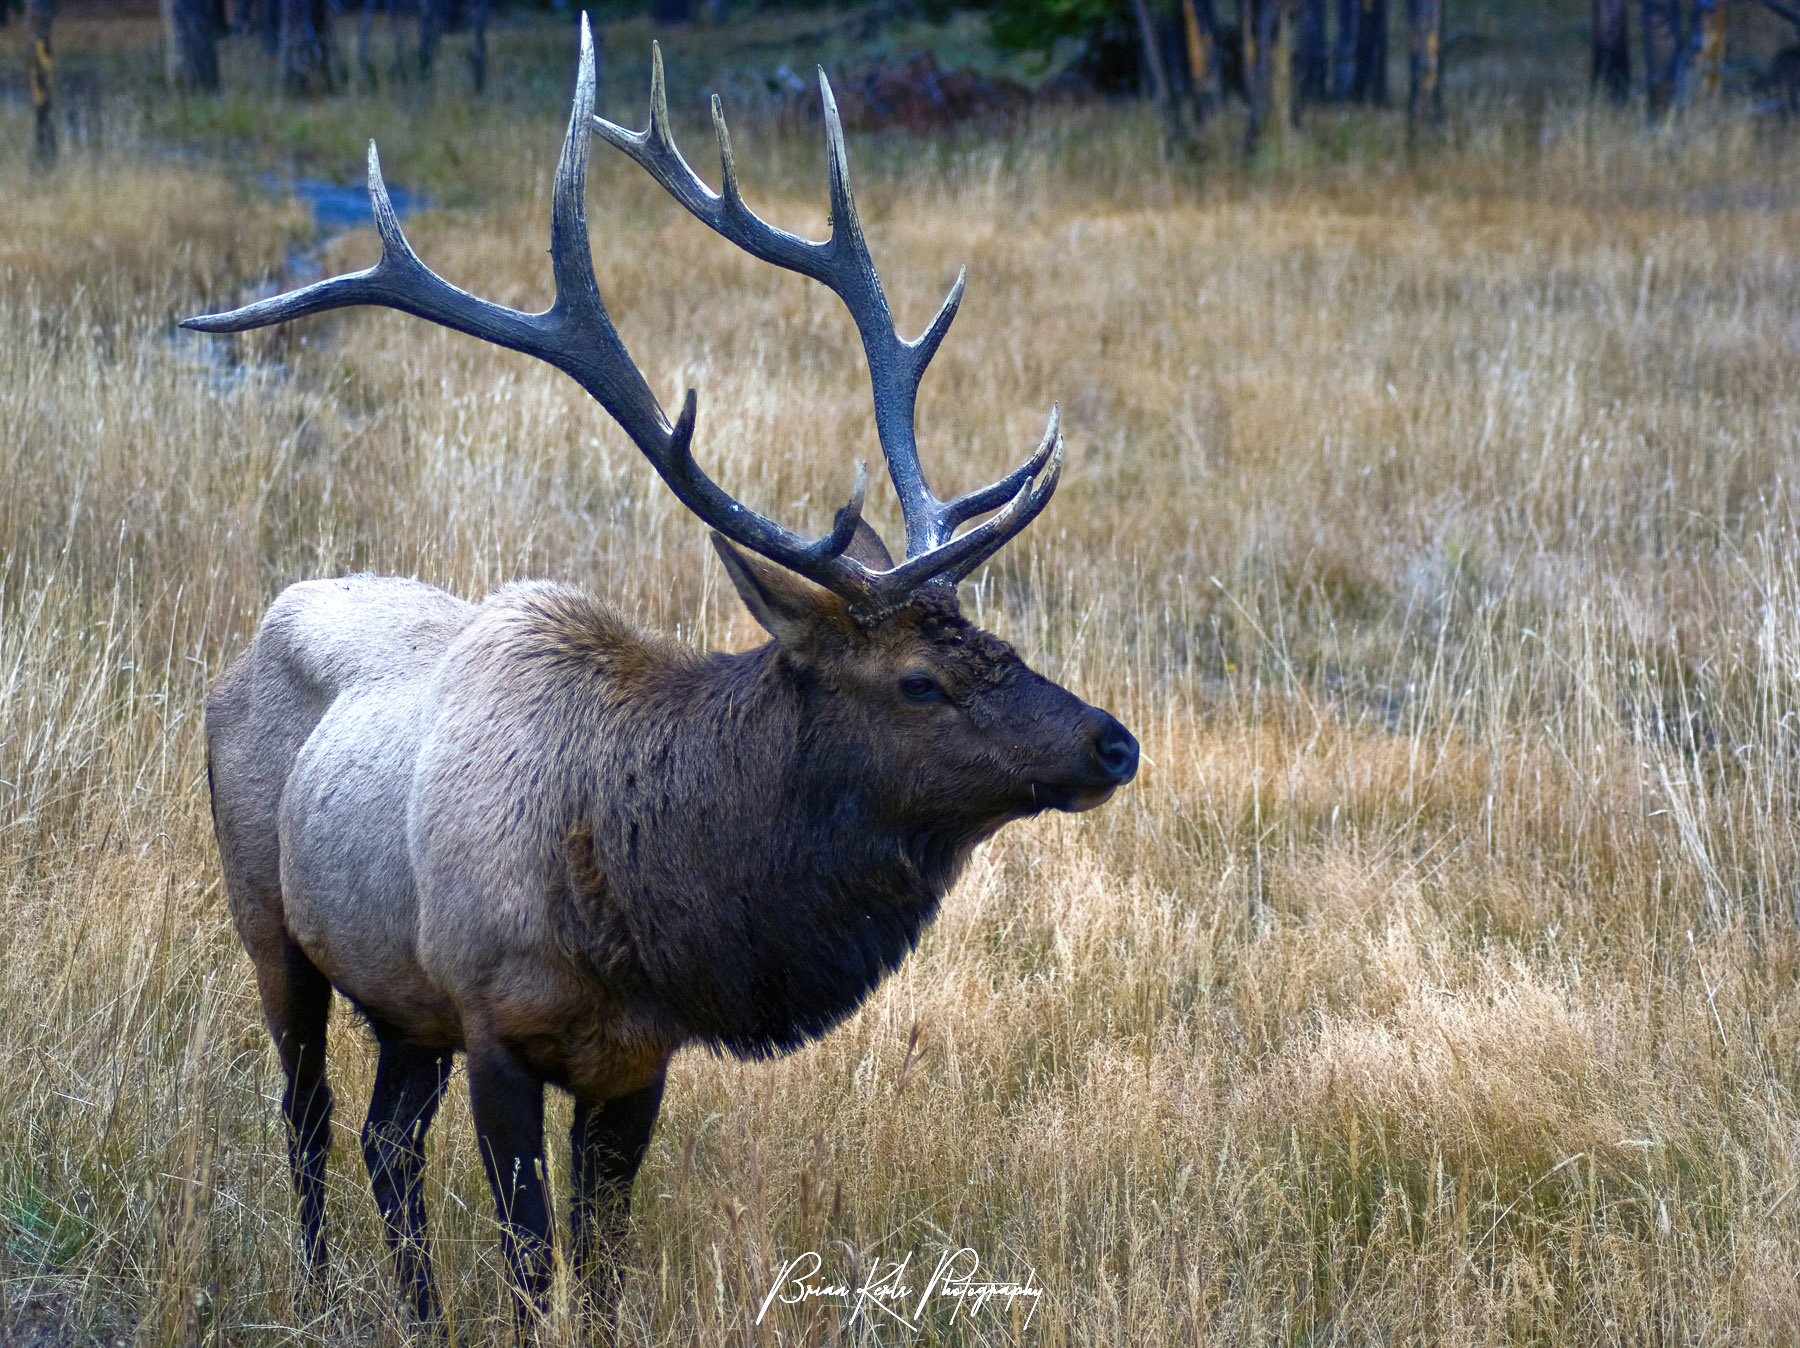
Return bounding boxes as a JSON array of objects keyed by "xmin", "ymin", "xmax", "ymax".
[
  {"xmin": 592, "ymin": 46, "xmax": 1063, "ymax": 598},
  {"xmin": 182, "ymin": 17, "xmax": 1062, "ymax": 619}
]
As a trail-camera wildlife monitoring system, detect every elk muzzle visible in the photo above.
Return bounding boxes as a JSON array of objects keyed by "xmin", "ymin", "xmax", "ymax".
[{"xmin": 1037, "ymin": 707, "xmax": 1138, "ymax": 813}]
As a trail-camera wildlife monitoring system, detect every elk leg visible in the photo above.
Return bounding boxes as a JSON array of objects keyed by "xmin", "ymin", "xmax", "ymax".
[
  {"xmin": 569, "ymin": 1070, "xmax": 666, "ymax": 1294},
  {"xmin": 362, "ymin": 1039, "xmax": 454, "ymax": 1322},
  {"xmin": 260, "ymin": 938, "xmax": 335, "ymax": 1298},
  {"xmin": 467, "ymin": 1044, "xmax": 552, "ymax": 1316}
]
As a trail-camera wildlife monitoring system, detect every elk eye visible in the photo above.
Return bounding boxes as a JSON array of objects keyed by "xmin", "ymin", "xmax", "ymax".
[{"xmin": 900, "ymin": 672, "xmax": 943, "ymax": 704}]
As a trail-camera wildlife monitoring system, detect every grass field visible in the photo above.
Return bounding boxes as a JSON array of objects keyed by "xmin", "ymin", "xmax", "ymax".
[{"xmin": 8, "ymin": 3, "xmax": 1800, "ymax": 1343}]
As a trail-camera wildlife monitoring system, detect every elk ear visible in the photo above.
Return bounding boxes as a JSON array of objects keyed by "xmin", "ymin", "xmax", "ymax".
[
  {"xmin": 842, "ymin": 519, "xmax": 894, "ymax": 570},
  {"xmin": 711, "ymin": 535, "xmax": 854, "ymax": 651}
]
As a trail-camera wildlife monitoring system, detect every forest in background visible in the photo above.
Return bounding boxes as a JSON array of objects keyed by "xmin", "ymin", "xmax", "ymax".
[{"xmin": 14, "ymin": 0, "xmax": 1800, "ymax": 165}]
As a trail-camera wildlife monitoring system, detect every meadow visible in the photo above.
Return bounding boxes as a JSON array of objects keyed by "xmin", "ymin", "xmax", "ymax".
[{"xmin": 7, "ymin": 3, "xmax": 1800, "ymax": 1342}]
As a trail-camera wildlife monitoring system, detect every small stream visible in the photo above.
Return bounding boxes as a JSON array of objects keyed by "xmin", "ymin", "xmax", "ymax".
[{"xmin": 274, "ymin": 175, "xmax": 428, "ymax": 233}]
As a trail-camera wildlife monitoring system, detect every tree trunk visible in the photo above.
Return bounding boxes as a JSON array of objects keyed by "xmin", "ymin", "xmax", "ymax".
[
  {"xmin": 258, "ymin": 0, "xmax": 278, "ymax": 53},
  {"xmin": 26, "ymin": 0, "xmax": 53, "ymax": 165},
  {"xmin": 1181, "ymin": 0, "xmax": 1222, "ymax": 121},
  {"xmin": 163, "ymin": 0, "xmax": 220, "ymax": 92},
  {"xmin": 1244, "ymin": 0, "xmax": 1282, "ymax": 152},
  {"xmin": 313, "ymin": 0, "xmax": 334, "ymax": 88},
  {"xmin": 419, "ymin": 0, "xmax": 440, "ymax": 78},
  {"xmin": 1641, "ymin": 0, "xmax": 1680, "ymax": 118},
  {"xmin": 1294, "ymin": 0, "xmax": 1326, "ymax": 100},
  {"xmin": 279, "ymin": 0, "xmax": 300, "ymax": 85},
  {"xmin": 1133, "ymin": 0, "xmax": 1181, "ymax": 139},
  {"xmin": 1351, "ymin": 0, "xmax": 1388, "ymax": 103},
  {"xmin": 1592, "ymin": 0, "xmax": 1629, "ymax": 101},
  {"xmin": 1244, "ymin": 0, "xmax": 1264, "ymax": 143},
  {"xmin": 1334, "ymin": 0, "xmax": 1359, "ymax": 96},
  {"xmin": 467, "ymin": 0, "xmax": 488, "ymax": 91},
  {"xmin": 1274, "ymin": 0, "xmax": 1296, "ymax": 127},
  {"xmin": 385, "ymin": 0, "xmax": 405, "ymax": 79},
  {"xmin": 1690, "ymin": 0, "xmax": 1727, "ymax": 99},
  {"xmin": 357, "ymin": 0, "xmax": 374, "ymax": 84},
  {"xmin": 1406, "ymin": 0, "xmax": 1442, "ymax": 132},
  {"xmin": 280, "ymin": 0, "xmax": 332, "ymax": 95},
  {"xmin": 161, "ymin": 0, "xmax": 178, "ymax": 85}
]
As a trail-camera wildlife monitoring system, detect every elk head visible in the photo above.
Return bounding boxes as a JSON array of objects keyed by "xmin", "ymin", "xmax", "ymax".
[{"xmin": 718, "ymin": 538, "xmax": 1134, "ymax": 830}]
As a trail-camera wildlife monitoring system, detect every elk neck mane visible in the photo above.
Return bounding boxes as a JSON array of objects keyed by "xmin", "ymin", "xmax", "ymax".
[{"xmin": 501, "ymin": 584, "xmax": 976, "ymax": 1061}]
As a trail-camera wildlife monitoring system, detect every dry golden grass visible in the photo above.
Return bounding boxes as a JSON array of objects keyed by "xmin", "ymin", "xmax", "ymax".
[{"xmin": 9, "ymin": 31, "xmax": 1800, "ymax": 1343}]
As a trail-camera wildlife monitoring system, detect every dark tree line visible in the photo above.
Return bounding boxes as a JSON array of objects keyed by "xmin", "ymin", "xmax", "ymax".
[
  {"xmin": 1142, "ymin": 0, "xmax": 1438, "ymax": 153},
  {"xmin": 1002, "ymin": 0, "xmax": 1800, "ymax": 152},
  {"xmin": 28, "ymin": 0, "xmax": 1800, "ymax": 156},
  {"xmin": 146, "ymin": 0, "xmax": 495, "ymax": 98},
  {"xmin": 1594, "ymin": 1, "xmax": 1799, "ymax": 118},
  {"xmin": 1132, "ymin": 0, "xmax": 1788, "ymax": 154}
]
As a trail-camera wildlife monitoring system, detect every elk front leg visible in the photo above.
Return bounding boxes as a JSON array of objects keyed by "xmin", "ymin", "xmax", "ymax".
[
  {"xmin": 467, "ymin": 1043, "xmax": 553, "ymax": 1318},
  {"xmin": 362, "ymin": 1039, "xmax": 454, "ymax": 1322},
  {"xmin": 570, "ymin": 1070, "xmax": 666, "ymax": 1296}
]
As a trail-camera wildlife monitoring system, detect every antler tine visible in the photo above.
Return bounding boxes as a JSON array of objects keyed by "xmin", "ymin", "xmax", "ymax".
[
  {"xmin": 816, "ymin": 74, "xmax": 866, "ymax": 271},
  {"xmin": 907, "ymin": 266, "xmax": 966, "ymax": 386},
  {"xmin": 812, "ymin": 68, "xmax": 951, "ymax": 557},
  {"xmin": 876, "ymin": 407, "xmax": 1065, "ymax": 597},
  {"xmin": 938, "ymin": 403, "xmax": 1062, "ymax": 529},
  {"xmin": 545, "ymin": 17, "xmax": 607, "ymax": 331},
  {"xmin": 183, "ymin": 15, "xmax": 867, "ymax": 588},
  {"xmin": 710, "ymin": 96, "xmax": 744, "ymax": 208}
]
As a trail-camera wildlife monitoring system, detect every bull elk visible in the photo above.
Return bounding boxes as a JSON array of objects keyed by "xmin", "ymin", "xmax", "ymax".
[{"xmin": 185, "ymin": 18, "xmax": 1137, "ymax": 1322}]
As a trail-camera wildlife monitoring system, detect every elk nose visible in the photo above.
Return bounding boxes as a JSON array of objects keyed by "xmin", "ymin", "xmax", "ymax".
[{"xmin": 1091, "ymin": 715, "xmax": 1139, "ymax": 785}]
